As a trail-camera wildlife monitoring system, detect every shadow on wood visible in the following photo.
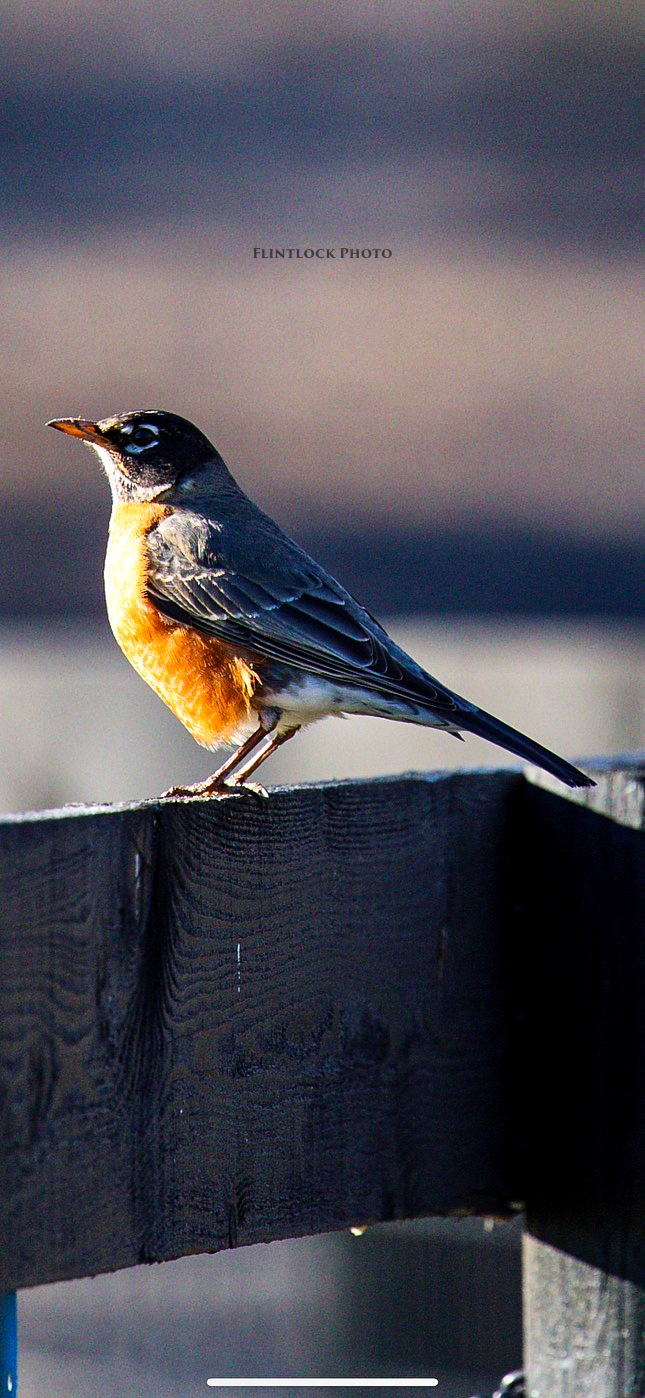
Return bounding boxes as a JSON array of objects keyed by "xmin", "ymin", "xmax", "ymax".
[{"xmin": 516, "ymin": 782, "xmax": 645, "ymax": 1285}]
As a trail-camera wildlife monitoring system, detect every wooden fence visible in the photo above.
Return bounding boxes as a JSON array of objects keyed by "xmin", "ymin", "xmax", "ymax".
[{"xmin": 0, "ymin": 757, "xmax": 643, "ymax": 1395}]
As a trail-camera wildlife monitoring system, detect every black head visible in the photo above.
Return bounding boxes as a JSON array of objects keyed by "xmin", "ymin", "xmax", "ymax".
[{"xmin": 47, "ymin": 409, "xmax": 226, "ymax": 502}]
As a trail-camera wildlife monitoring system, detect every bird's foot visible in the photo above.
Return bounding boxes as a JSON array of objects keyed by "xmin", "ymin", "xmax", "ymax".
[
  {"xmin": 230, "ymin": 779, "xmax": 270, "ymax": 798},
  {"xmin": 161, "ymin": 775, "xmax": 271, "ymax": 801},
  {"xmin": 161, "ymin": 777, "xmax": 243, "ymax": 801}
]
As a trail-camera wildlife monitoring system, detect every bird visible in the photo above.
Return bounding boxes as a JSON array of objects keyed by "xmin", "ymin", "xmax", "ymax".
[{"xmin": 47, "ymin": 409, "xmax": 594, "ymax": 796}]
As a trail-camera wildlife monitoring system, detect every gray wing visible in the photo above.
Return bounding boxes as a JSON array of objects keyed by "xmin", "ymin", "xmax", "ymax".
[{"xmin": 145, "ymin": 509, "xmax": 461, "ymax": 715}]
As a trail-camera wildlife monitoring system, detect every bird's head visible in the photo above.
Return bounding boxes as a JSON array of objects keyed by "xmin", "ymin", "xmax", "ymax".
[{"xmin": 47, "ymin": 409, "xmax": 226, "ymax": 503}]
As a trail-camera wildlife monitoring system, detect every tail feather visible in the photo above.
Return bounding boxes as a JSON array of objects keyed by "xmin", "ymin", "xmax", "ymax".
[{"xmin": 453, "ymin": 703, "xmax": 594, "ymax": 789}]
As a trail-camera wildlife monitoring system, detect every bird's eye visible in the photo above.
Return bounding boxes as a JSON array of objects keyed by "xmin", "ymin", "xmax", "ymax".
[{"xmin": 123, "ymin": 424, "xmax": 159, "ymax": 453}]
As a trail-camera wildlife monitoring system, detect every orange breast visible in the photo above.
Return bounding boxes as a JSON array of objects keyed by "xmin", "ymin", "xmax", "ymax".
[{"xmin": 104, "ymin": 503, "xmax": 258, "ymax": 748}]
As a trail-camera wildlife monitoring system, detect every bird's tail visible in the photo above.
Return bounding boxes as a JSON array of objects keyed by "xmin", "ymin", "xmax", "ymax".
[{"xmin": 453, "ymin": 702, "xmax": 594, "ymax": 788}]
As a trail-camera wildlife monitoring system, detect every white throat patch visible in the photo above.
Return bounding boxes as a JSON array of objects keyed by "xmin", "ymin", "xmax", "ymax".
[
  {"xmin": 90, "ymin": 442, "xmax": 170, "ymax": 502},
  {"xmin": 91, "ymin": 443, "xmax": 117, "ymax": 478}
]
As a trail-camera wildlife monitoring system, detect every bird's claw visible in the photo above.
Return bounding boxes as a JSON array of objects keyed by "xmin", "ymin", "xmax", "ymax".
[
  {"xmin": 161, "ymin": 779, "xmax": 243, "ymax": 801},
  {"xmin": 161, "ymin": 776, "xmax": 271, "ymax": 801},
  {"xmin": 233, "ymin": 780, "xmax": 270, "ymax": 798}
]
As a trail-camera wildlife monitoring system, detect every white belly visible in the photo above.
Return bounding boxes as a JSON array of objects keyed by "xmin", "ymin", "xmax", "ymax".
[{"xmin": 262, "ymin": 673, "xmax": 454, "ymax": 733}]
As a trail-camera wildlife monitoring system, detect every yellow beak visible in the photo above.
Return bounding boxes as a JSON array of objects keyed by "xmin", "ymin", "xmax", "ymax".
[{"xmin": 47, "ymin": 418, "xmax": 106, "ymax": 445}]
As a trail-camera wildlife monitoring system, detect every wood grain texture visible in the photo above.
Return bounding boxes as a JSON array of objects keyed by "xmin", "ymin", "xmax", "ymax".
[
  {"xmin": 0, "ymin": 760, "xmax": 642, "ymax": 1306},
  {"xmin": 518, "ymin": 762, "xmax": 645, "ymax": 1396},
  {"xmin": 523, "ymin": 1233, "xmax": 645, "ymax": 1398},
  {"xmin": 0, "ymin": 769, "xmax": 524, "ymax": 1290}
]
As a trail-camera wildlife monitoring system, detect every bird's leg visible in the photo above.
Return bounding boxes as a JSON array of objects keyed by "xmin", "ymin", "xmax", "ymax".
[
  {"xmin": 162, "ymin": 721, "xmax": 271, "ymax": 799},
  {"xmin": 228, "ymin": 725, "xmax": 301, "ymax": 792}
]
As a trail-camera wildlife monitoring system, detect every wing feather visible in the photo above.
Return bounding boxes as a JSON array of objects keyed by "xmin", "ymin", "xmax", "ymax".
[{"xmin": 145, "ymin": 510, "xmax": 461, "ymax": 714}]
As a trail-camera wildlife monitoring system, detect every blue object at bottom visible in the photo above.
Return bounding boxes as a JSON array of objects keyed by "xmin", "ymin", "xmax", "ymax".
[{"xmin": 0, "ymin": 1293, "xmax": 16, "ymax": 1395}]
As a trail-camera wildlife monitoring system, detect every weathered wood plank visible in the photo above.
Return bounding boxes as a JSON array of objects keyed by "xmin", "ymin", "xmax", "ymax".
[
  {"xmin": 1, "ymin": 758, "xmax": 642, "ymax": 1306},
  {"xmin": 523, "ymin": 1233, "xmax": 645, "ymax": 1397},
  {"xmin": 0, "ymin": 770, "xmax": 524, "ymax": 1290},
  {"xmin": 517, "ymin": 762, "xmax": 645, "ymax": 1395}
]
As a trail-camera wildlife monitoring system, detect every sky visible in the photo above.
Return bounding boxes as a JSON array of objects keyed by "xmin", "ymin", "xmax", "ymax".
[{"xmin": 0, "ymin": 0, "xmax": 643, "ymax": 616}]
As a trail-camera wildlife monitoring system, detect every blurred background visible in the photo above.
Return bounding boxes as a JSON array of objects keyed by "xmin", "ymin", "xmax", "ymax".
[{"xmin": 2, "ymin": 0, "xmax": 643, "ymax": 1393}]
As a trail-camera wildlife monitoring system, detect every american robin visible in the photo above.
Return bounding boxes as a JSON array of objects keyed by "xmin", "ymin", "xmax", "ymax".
[{"xmin": 48, "ymin": 410, "xmax": 594, "ymax": 795}]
